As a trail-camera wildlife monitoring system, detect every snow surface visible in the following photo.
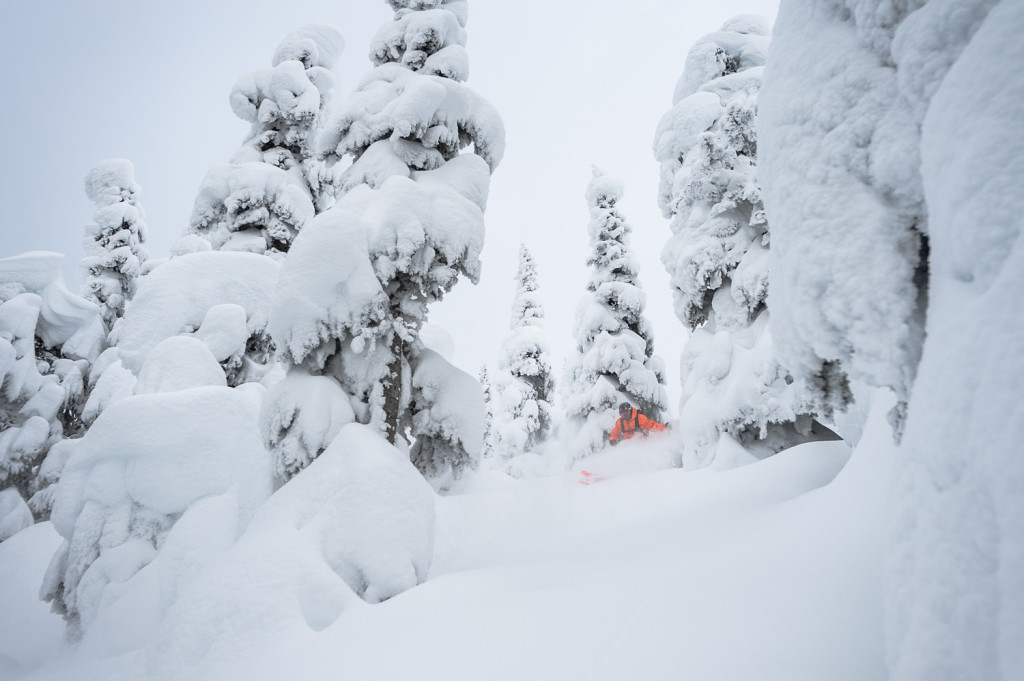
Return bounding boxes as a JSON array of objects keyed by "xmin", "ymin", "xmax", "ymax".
[{"xmin": 2, "ymin": 401, "xmax": 896, "ymax": 681}]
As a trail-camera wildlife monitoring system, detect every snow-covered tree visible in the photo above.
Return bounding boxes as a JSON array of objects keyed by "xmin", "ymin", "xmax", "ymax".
[
  {"xmin": 186, "ymin": 26, "xmax": 344, "ymax": 256},
  {"xmin": 562, "ymin": 169, "xmax": 668, "ymax": 459},
  {"xmin": 478, "ymin": 364, "xmax": 496, "ymax": 460},
  {"xmin": 760, "ymin": 1, "xmax": 1023, "ymax": 677},
  {"xmin": 492, "ymin": 245, "xmax": 555, "ymax": 460},
  {"xmin": 0, "ymin": 253, "xmax": 105, "ymax": 520},
  {"xmin": 81, "ymin": 159, "xmax": 148, "ymax": 332},
  {"xmin": 266, "ymin": 0, "xmax": 504, "ymax": 483},
  {"xmin": 654, "ymin": 16, "xmax": 836, "ymax": 466}
]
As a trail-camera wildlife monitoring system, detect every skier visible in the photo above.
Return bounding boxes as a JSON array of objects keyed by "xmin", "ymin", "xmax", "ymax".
[{"xmin": 608, "ymin": 402, "xmax": 667, "ymax": 446}]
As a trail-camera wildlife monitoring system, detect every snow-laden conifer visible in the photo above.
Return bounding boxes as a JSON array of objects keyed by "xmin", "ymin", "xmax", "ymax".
[
  {"xmin": 81, "ymin": 159, "xmax": 148, "ymax": 331},
  {"xmin": 478, "ymin": 364, "xmax": 496, "ymax": 460},
  {"xmin": 492, "ymin": 245, "xmax": 555, "ymax": 460},
  {"xmin": 760, "ymin": 0, "xmax": 1023, "ymax": 675},
  {"xmin": 186, "ymin": 26, "xmax": 344, "ymax": 256},
  {"xmin": 266, "ymin": 0, "xmax": 504, "ymax": 484},
  {"xmin": 563, "ymin": 170, "xmax": 668, "ymax": 459},
  {"xmin": 654, "ymin": 16, "xmax": 836, "ymax": 466}
]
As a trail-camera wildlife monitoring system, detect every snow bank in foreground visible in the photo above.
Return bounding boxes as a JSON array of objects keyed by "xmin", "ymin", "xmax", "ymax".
[
  {"xmin": 230, "ymin": 416, "xmax": 889, "ymax": 681},
  {"xmin": 4, "ymin": 410, "xmax": 892, "ymax": 681},
  {"xmin": 145, "ymin": 423, "xmax": 434, "ymax": 680},
  {"xmin": 44, "ymin": 386, "xmax": 274, "ymax": 637},
  {"xmin": 0, "ymin": 522, "xmax": 65, "ymax": 676}
]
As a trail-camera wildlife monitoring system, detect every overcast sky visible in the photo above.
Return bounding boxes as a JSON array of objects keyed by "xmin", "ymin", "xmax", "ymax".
[{"xmin": 0, "ymin": 0, "xmax": 778, "ymax": 412}]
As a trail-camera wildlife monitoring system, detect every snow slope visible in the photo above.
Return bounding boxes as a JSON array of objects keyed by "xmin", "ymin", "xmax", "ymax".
[{"xmin": 1, "ymin": 397, "xmax": 893, "ymax": 681}]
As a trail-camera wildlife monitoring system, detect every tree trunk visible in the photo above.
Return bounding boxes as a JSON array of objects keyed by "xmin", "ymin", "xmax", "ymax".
[{"xmin": 382, "ymin": 333, "xmax": 404, "ymax": 444}]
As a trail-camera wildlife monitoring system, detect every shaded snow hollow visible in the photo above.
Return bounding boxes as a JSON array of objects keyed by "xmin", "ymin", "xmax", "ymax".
[{"xmin": 2, "ymin": 398, "xmax": 894, "ymax": 681}]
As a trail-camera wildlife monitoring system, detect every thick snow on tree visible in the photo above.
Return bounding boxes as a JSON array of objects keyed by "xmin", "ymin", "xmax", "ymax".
[
  {"xmin": 188, "ymin": 162, "xmax": 316, "ymax": 256},
  {"xmin": 491, "ymin": 245, "xmax": 555, "ymax": 461},
  {"xmin": 260, "ymin": 371, "xmax": 355, "ymax": 482},
  {"xmin": 40, "ymin": 386, "xmax": 274, "ymax": 638},
  {"xmin": 758, "ymin": 1, "xmax": 945, "ymax": 428},
  {"xmin": 186, "ymin": 26, "xmax": 344, "ymax": 256},
  {"xmin": 760, "ymin": 0, "xmax": 1023, "ymax": 678},
  {"xmin": 408, "ymin": 349, "xmax": 484, "ymax": 487},
  {"xmin": 268, "ymin": 0, "xmax": 504, "ymax": 479},
  {"xmin": 0, "ymin": 253, "xmax": 105, "ymax": 520},
  {"xmin": 81, "ymin": 159, "xmax": 148, "ymax": 331},
  {"xmin": 114, "ymin": 251, "xmax": 279, "ymax": 386},
  {"xmin": 654, "ymin": 17, "xmax": 835, "ymax": 466},
  {"xmin": 563, "ymin": 170, "xmax": 668, "ymax": 459}
]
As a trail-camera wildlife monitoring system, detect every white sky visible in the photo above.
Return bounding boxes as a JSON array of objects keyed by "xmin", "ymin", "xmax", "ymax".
[{"xmin": 0, "ymin": 0, "xmax": 778, "ymax": 413}]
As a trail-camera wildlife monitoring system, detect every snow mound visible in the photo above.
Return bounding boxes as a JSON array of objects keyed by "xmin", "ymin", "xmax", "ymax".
[
  {"xmin": 134, "ymin": 336, "xmax": 227, "ymax": 394},
  {"xmin": 44, "ymin": 386, "xmax": 273, "ymax": 634},
  {"xmin": 147, "ymin": 423, "xmax": 434, "ymax": 679},
  {"xmin": 115, "ymin": 251, "xmax": 279, "ymax": 372}
]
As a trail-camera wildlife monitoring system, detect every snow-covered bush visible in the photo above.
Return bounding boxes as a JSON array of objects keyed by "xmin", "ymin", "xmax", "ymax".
[
  {"xmin": 81, "ymin": 159, "xmax": 148, "ymax": 331},
  {"xmin": 654, "ymin": 16, "xmax": 835, "ymax": 466},
  {"xmin": 491, "ymin": 245, "xmax": 555, "ymax": 462},
  {"xmin": 760, "ymin": 0, "xmax": 1023, "ymax": 677},
  {"xmin": 41, "ymin": 386, "xmax": 274, "ymax": 638},
  {"xmin": 186, "ymin": 26, "xmax": 344, "ymax": 255},
  {"xmin": 146, "ymin": 423, "xmax": 434, "ymax": 675},
  {"xmin": 0, "ymin": 253, "xmax": 105, "ymax": 520},
  {"xmin": 562, "ymin": 170, "xmax": 668, "ymax": 459},
  {"xmin": 268, "ymin": 0, "xmax": 504, "ymax": 478}
]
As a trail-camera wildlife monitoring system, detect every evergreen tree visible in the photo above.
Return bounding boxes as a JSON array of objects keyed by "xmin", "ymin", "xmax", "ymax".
[
  {"xmin": 478, "ymin": 364, "xmax": 496, "ymax": 460},
  {"xmin": 266, "ymin": 0, "xmax": 504, "ymax": 482},
  {"xmin": 492, "ymin": 245, "xmax": 555, "ymax": 459},
  {"xmin": 563, "ymin": 169, "xmax": 668, "ymax": 459},
  {"xmin": 654, "ymin": 16, "xmax": 836, "ymax": 466},
  {"xmin": 186, "ymin": 26, "xmax": 344, "ymax": 256},
  {"xmin": 81, "ymin": 159, "xmax": 148, "ymax": 332}
]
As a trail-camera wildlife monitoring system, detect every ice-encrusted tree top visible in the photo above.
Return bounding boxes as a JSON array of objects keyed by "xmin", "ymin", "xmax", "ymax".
[
  {"xmin": 81, "ymin": 159, "xmax": 148, "ymax": 330},
  {"xmin": 230, "ymin": 25, "xmax": 344, "ymax": 173},
  {"xmin": 324, "ymin": 0, "xmax": 503, "ymax": 193},
  {"xmin": 186, "ymin": 25, "xmax": 343, "ymax": 256}
]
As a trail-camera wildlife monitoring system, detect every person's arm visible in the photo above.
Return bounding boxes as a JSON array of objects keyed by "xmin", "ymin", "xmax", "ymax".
[{"xmin": 638, "ymin": 414, "xmax": 666, "ymax": 432}]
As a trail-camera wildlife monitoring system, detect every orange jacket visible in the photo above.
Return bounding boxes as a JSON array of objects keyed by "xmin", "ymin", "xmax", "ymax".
[{"xmin": 609, "ymin": 408, "xmax": 666, "ymax": 442}]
